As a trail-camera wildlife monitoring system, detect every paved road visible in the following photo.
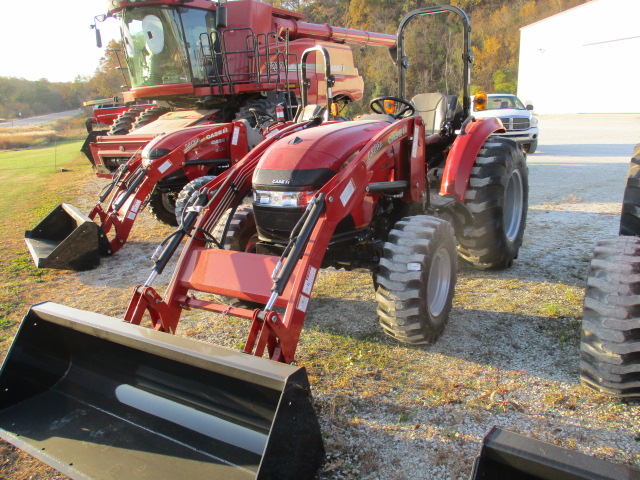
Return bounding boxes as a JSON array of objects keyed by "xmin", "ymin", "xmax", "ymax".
[{"xmin": 0, "ymin": 109, "xmax": 83, "ymax": 128}]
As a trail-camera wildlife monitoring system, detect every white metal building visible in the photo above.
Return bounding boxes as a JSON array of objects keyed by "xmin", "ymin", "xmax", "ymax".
[{"xmin": 517, "ymin": 0, "xmax": 640, "ymax": 114}]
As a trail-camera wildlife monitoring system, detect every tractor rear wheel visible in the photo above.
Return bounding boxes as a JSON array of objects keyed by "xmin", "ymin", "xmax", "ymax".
[
  {"xmin": 580, "ymin": 236, "xmax": 640, "ymax": 399},
  {"xmin": 376, "ymin": 215, "xmax": 457, "ymax": 344},
  {"xmin": 108, "ymin": 108, "xmax": 143, "ymax": 136},
  {"xmin": 148, "ymin": 188, "xmax": 179, "ymax": 226},
  {"xmin": 620, "ymin": 144, "xmax": 640, "ymax": 235},
  {"xmin": 174, "ymin": 176, "xmax": 216, "ymax": 226},
  {"xmin": 457, "ymin": 137, "xmax": 528, "ymax": 270}
]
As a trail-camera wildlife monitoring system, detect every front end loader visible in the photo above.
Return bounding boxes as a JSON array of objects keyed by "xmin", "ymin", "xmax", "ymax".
[{"xmin": 25, "ymin": 0, "xmax": 398, "ymax": 270}]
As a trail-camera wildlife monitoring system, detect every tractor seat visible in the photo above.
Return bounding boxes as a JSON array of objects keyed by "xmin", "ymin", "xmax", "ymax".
[{"xmin": 411, "ymin": 93, "xmax": 448, "ymax": 135}]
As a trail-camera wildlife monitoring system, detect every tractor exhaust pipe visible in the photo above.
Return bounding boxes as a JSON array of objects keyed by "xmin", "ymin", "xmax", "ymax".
[
  {"xmin": 0, "ymin": 303, "xmax": 324, "ymax": 480},
  {"xmin": 24, "ymin": 203, "xmax": 109, "ymax": 270}
]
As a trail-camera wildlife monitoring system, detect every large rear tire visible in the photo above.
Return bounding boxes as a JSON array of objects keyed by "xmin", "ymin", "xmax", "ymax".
[
  {"xmin": 457, "ymin": 137, "xmax": 528, "ymax": 270},
  {"xmin": 148, "ymin": 188, "xmax": 179, "ymax": 226},
  {"xmin": 580, "ymin": 236, "xmax": 640, "ymax": 399},
  {"xmin": 131, "ymin": 106, "xmax": 171, "ymax": 131},
  {"xmin": 376, "ymin": 215, "xmax": 457, "ymax": 344},
  {"xmin": 235, "ymin": 99, "xmax": 276, "ymax": 127},
  {"xmin": 620, "ymin": 144, "xmax": 640, "ymax": 236},
  {"xmin": 108, "ymin": 108, "xmax": 143, "ymax": 136}
]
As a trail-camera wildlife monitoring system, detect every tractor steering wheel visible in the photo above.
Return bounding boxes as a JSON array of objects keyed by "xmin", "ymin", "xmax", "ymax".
[{"xmin": 369, "ymin": 96, "xmax": 415, "ymax": 119}]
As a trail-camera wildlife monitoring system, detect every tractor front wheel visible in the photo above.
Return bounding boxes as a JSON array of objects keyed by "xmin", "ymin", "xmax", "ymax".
[
  {"xmin": 148, "ymin": 188, "xmax": 179, "ymax": 226},
  {"xmin": 108, "ymin": 108, "xmax": 143, "ymax": 136},
  {"xmin": 222, "ymin": 205, "xmax": 259, "ymax": 252},
  {"xmin": 580, "ymin": 236, "xmax": 640, "ymax": 399},
  {"xmin": 174, "ymin": 176, "xmax": 216, "ymax": 226},
  {"xmin": 457, "ymin": 137, "xmax": 528, "ymax": 270},
  {"xmin": 376, "ymin": 215, "xmax": 457, "ymax": 344}
]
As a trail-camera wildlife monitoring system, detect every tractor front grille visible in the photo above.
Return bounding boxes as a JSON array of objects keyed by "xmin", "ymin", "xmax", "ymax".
[{"xmin": 498, "ymin": 117, "xmax": 531, "ymax": 131}]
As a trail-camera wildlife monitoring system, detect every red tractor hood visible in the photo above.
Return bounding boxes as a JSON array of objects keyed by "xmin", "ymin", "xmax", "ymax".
[{"xmin": 253, "ymin": 120, "xmax": 389, "ymax": 189}]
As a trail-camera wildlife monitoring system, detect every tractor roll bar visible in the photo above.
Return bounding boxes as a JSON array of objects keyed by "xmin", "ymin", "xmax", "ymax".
[{"xmin": 395, "ymin": 5, "xmax": 472, "ymax": 120}]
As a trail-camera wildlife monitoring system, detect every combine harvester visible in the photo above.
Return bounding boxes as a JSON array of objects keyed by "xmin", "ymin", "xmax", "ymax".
[
  {"xmin": 4, "ymin": 5, "xmax": 639, "ymax": 480},
  {"xmin": 24, "ymin": 0, "xmax": 396, "ymax": 270}
]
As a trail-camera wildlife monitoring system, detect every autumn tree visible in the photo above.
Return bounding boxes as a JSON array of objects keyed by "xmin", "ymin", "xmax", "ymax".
[{"xmin": 86, "ymin": 39, "xmax": 129, "ymax": 99}]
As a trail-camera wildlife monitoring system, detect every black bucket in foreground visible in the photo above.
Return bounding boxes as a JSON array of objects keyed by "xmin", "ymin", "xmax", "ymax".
[
  {"xmin": 24, "ymin": 203, "xmax": 105, "ymax": 270},
  {"xmin": 471, "ymin": 427, "xmax": 640, "ymax": 480},
  {"xmin": 0, "ymin": 302, "xmax": 324, "ymax": 480}
]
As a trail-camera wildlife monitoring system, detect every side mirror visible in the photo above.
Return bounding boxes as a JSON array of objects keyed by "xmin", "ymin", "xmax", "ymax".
[
  {"xmin": 526, "ymin": 104, "xmax": 534, "ymax": 111},
  {"xmin": 216, "ymin": 5, "xmax": 227, "ymax": 28},
  {"xmin": 95, "ymin": 28, "xmax": 102, "ymax": 49}
]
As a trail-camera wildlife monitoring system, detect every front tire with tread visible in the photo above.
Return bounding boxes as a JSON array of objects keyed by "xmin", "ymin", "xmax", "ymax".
[
  {"xmin": 148, "ymin": 188, "xmax": 179, "ymax": 226},
  {"xmin": 457, "ymin": 137, "xmax": 528, "ymax": 270},
  {"xmin": 580, "ymin": 236, "xmax": 640, "ymax": 399},
  {"xmin": 376, "ymin": 215, "xmax": 457, "ymax": 344}
]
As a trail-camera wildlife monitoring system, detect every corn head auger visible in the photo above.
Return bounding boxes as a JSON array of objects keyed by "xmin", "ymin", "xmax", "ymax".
[
  {"xmin": 25, "ymin": 0, "xmax": 396, "ymax": 271},
  {"xmin": 5, "ymin": 5, "xmax": 640, "ymax": 480}
]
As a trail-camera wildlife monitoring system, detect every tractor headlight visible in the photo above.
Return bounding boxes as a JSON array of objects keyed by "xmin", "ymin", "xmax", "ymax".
[
  {"xmin": 253, "ymin": 190, "xmax": 316, "ymax": 207},
  {"xmin": 141, "ymin": 136, "xmax": 171, "ymax": 168}
]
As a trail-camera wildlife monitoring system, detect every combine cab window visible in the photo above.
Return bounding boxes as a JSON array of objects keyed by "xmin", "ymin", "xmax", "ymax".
[
  {"xmin": 122, "ymin": 7, "xmax": 191, "ymax": 87},
  {"xmin": 180, "ymin": 9, "xmax": 216, "ymax": 86}
]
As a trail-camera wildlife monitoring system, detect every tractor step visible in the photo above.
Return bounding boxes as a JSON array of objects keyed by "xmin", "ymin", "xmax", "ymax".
[{"xmin": 0, "ymin": 302, "xmax": 323, "ymax": 480}]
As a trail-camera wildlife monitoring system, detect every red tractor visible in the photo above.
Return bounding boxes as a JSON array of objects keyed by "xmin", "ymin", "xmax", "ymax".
[
  {"xmin": 25, "ymin": 0, "xmax": 396, "ymax": 270},
  {"xmin": 4, "ymin": 6, "xmax": 638, "ymax": 480}
]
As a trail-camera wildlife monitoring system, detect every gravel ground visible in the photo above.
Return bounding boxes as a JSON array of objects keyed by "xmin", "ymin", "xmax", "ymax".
[{"xmin": 13, "ymin": 114, "xmax": 640, "ymax": 479}]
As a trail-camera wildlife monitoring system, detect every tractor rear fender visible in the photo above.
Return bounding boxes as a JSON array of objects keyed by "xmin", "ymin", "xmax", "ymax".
[{"xmin": 439, "ymin": 116, "xmax": 505, "ymax": 202}]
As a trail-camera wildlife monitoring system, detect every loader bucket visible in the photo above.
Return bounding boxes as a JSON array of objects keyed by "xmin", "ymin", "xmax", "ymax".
[
  {"xmin": 0, "ymin": 302, "xmax": 324, "ymax": 480},
  {"xmin": 24, "ymin": 203, "xmax": 107, "ymax": 270},
  {"xmin": 471, "ymin": 427, "xmax": 640, "ymax": 480}
]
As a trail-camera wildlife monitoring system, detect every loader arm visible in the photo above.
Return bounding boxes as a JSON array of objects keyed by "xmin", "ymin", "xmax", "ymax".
[{"xmin": 124, "ymin": 116, "xmax": 424, "ymax": 363}]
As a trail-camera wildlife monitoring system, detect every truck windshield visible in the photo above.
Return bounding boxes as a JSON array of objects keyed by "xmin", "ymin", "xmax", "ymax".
[{"xmin": 121, "ymin": 6, "xmax": 215, "ymax": 88}]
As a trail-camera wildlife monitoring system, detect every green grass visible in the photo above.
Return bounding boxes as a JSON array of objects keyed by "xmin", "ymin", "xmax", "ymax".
[
  {"xmin": 0, "ymin": 140, "xmax": 84, "ymax": 215},
  {"xmin": 0, "ymin": 140, "xmax": 92, "ymax": 339}
]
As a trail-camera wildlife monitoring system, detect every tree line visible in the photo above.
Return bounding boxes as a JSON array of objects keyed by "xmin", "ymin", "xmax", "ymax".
[{"xmin": 0, "ymin": 0, "xmax": 587, "ymax": 120}]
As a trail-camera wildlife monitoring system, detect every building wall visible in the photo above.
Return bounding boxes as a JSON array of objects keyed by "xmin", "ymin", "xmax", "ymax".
[{"xmin": 517, "ymin": 0, "xmax": 640, "ymax": 114}]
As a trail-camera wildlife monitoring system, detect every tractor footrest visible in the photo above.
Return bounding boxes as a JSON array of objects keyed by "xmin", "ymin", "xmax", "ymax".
[{"xmin": 180, "ymin": 248, "xmax": 297, "ymax": 307}]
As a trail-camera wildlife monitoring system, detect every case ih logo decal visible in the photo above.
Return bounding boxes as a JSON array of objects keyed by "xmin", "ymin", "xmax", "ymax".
[
  {"xmin": 184, "ymin": 128, "xmax": 229, "ymax": 154},
  {"xmin": 367, "ymin": 125, "xmax": 407, "ymax": 165}
]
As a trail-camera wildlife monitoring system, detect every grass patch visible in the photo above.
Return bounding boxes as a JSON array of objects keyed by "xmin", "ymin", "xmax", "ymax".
[{"xmin": 0, "ymin": 139, "xmax": 93, "ymax": 337}]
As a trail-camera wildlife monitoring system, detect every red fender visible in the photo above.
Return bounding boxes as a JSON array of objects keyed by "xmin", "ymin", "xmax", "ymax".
[{"xmin": 439, "ymin": 117, "xmax": 505, "ymax": 202}]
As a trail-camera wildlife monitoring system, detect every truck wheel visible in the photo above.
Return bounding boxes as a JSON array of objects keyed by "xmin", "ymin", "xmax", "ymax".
[
  {"xmin": 620, "ymin": 144, "xmax": 640, "ymax": 236},
  {"xmin": 131, "ymin": 106, "xmax": 171, "ymax": 131},
  {"xmin": 108, "ymin": 108, "xmax": 143, "ymax": 136},
  {"xmin": 457, "ymin": 137, "xmax": 528, "ymax": 270},
  {"xmin": 376, "ymin": 215, "xmax": 457, "ymax": 344},
  {"xmin": 148, "ymin": 188, "xmax": 179, "ymax": 226},
  {"xmin": 174, "ymin": 176, "xmax": 216, "ymax": 226},
  {"xmin": 580, "ymin": 236, "xmax": 640, "ymax": 398}
]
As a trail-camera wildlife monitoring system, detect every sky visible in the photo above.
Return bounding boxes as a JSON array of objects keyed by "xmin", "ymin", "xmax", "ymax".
[{"xmin": 0, "ymin": 1, "xmax": 120, "ymax": 82}]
